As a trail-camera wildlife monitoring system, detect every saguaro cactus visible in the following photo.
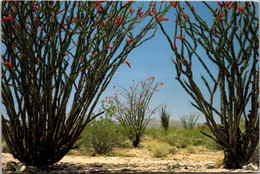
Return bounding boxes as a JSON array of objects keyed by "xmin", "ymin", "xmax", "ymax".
[
  {"xmin": 159, "ymin": 1, "xmax": 259, "ymax": 169},
  {"xmin": 1, "ymin": 1, "xmax": 170, "ymax": 167},
  {"xmin": 112, "ymin": 77, "xmax": 163, "ymax": 147}
]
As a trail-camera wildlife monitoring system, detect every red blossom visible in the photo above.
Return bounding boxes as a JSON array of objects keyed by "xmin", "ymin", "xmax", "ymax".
[
  {"xmin": 112, "ymin": 20, "xmax": 124, "ymax": 26},
  {"xmin": 5, "ymin": 61, "xmax": 13, "ymax": 68},
  {"xmin": 170, "ymin": 1, "xmax": 178, "ymax": 8},
  {"xmin": 127, "ymin": 38, "xmax": 133, "ymax": 42},
  {"xmin": 122, "ymin": 1, "xmax": 130, "ymax": 7},
  {"xmin": 227, "ymin": 4, "xmax": 232, "ymax": 10},
  {"xmin": 236, "ymin": 5, "xmax": 244, "ymax": 12},
  {"xmin": 225, "ymin": 1, "xmax": 232, "ymax": 6},
  {"xmin": 57, "ymin": 10, "xmax": 64, "ymax": 15},
  {"xmin": 217, "ymin": 1, "xmax": 223, "ymax": 7},
  {"xmin": 190, "ymin": 5, "xmax": 195, "ymax": 11},
  {"xmin": 160, "ymin": 82, "xmax": 164, "ymax": 85},
  {"xmin": 125, "ymin": 60, "xmax": 131, "ymax": 68},
  {"xmin": 157, "ymin": 15, "xmax": 169, "ymax": 21},
  {"xmin": 217, "ymin": 17, "xmax": 223, "ymax": 22},
  {"xmin": 95, "ymin": 1, "xmax": 103, "ymax": 4},
  {"xmin": 213, "ymin": 26, "xmax": 217, "ymax": 33},
  {"xmin": 97, "ymin": 6, "xmax": 102, "ymax": 13},
  {"xmin": 2, "ymin": 16, "xmax": 13, "ymax": 22},
  {"xmin": 138, "ymin": 11, "xmax": 144, "ymax": 18},
  {"xmin": 107, "ymin": 43, "xmax": 114, "ymax": 49},
  {"xmin": 221, "ymin": 13, "xmax": 225, "ymax": 18},
  {"xmin": 173, "ymin": 42, "xmax": 177, "ymax": 51},
  {"xmin": 175, "ymin": 36, "xmax": 183, "ymax": 40},
  {"xmin": 33, "ymin": 1, "xmax": 39, "ymax": 6},
  {"xmin": 129, "ymin": 9, "xmax": 135, "ymax": 14},
  {"xmin": 181, "ymin": 13, "xmax": 189, "ymax": 19}
]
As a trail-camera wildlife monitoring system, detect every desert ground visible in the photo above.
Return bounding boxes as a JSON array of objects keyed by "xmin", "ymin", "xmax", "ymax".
[{"xmin": 2, "ymin": 148, "xmax": 259, "ymax": 173}]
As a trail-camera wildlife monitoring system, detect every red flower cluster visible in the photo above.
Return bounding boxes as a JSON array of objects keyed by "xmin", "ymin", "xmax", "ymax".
[
  {"xmin": 107, "ymin": 43, "xmax": 114, "ymax": 49},
  {"xmin": 129, "ymin": 9, "xmax": 135, "ymax": 14},
  {"xmin": 180, "ymin": 13, "xmax": 189, "ymax": 19},
  {"xmin": 5, "ymin": 60, "xmax": 13, "ymax": 68},
  {"xmin": 176, "ymin": 36, "xmax": 184, "ymax": 40},
  {"xmin": 170, "ymin": 1, "xmax": 178, "ymax": 8},
  {"xmin": 138, "ymin": 11, "xmax": 144, "ymax": 18},
  {"xmin": 157, "ymin": 15, "xmax": 169, "ymax": 21},
  {"xmin": 2, "ymin": 16, "xmax": 12, "ymax": 22}
]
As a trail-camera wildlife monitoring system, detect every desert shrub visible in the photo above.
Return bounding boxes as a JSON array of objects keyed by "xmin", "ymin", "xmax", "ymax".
[
  {"xmin": 112, "ymin": 77, "xmax": 163, "ymax": 147},
  {"xmin": 204, "ymin": 140, "xmax": 222, "ymax": 151},
  {"xmin": 178, "ymin": 138, "xmax": 191, "ymax": 148},
  {"xmin": 161, "ymin": 134, "xmax": 178, "ymax": 146},
  {"xmin": 151, "ymin": 144, "xmax": 170, "ymax": 158},
  {"xmin": 180, "ymin": 114, "xmax": 199, "ymax": 129},
  {"xmin": 168, "ymin": 147, "xmax": 177, "ymax": 154},
  {"xmin": 145, "ymin": 128, "xmax": 164, "ymax": 139},
  {"xmin": 82, "ymin": 117, "xmax": 125, "ymax": 154},
  {"xmin": 159, "ymin": 106, "xmax": 171, "ymax": 132},
  {"xmin": 186, "ymin": 147, "xmax": 196, "ymax": 154}
]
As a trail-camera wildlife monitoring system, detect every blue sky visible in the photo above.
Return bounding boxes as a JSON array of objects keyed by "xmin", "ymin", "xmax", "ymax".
[{"xmin": 2, "ymin": 1, "xmax": 259, "ymax": 124}]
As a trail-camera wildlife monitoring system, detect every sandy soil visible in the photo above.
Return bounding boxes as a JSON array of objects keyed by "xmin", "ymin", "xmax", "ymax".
[{"xmin": 2, "ymin": 151, "xmax": 259, "ymax": 173}]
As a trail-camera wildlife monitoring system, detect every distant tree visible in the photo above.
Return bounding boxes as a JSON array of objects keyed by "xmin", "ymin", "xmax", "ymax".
[
  {"xmin": 1, "ymin": 1, "xmax": 170, "ymax": 167},
  {"xmin": 159, "ymin": 1, "xmax": 259, "ymax": 169},
  {"xmin": 159, "ymin": 105, "xmax": 171, "ymax": 132},
  {"xmin": 112, "ymin": 77, "xmax": 163, "ymax": 147}
]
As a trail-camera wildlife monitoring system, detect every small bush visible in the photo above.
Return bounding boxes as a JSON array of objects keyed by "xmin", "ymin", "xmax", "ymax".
[
  {"xmin": 180, "ymin": 114, "xmax": 199, "ymax": 129},
  {"xmin": 82, "ymin": 117, "xmax": 125, "ymax": 154},
  {"xmin": 186, "ymin": 147, "xmax": 196, "ymax": 154},
  {"xmin": 179, "ymin": 138, "xmax": 191, "ymax": 148},
  {"xmin": 151, "ymin": 144, "xmax": 170, "ymax": 158},
  {"xmin": 161, "ymin": 134, "xmax": 178, "ymax": 146},
  {"xmin": 215, "ymin": 159, "xmax": 223, "ymax": 168},
  {"xmin": 168, "ymin": 147, "xmax": 177, "ymax": 154}
]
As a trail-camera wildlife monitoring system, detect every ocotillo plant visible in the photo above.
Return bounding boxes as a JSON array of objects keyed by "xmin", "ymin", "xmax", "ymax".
[
  {"xmin": 159, "ymin": 105, "xmax": 171, "ymax": 132},
  {"xmin": 112, "ymin": 77, "xmax": 163, "ymax": 147},
  {"xmin": 159, "ymin": 1, "xmax": 259, "ymax": 169},
  {"xmin": 180, "ymin": 114, "xmax": 199, "ymax": 130},
  {"xmin": 1, "ymin": 1, "xmax": 170, "ymax": 167}
]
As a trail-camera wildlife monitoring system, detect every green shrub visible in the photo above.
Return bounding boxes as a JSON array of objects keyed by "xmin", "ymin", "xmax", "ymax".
[
  {"xmin": 151, "ymin": 144, "xmax": 170, "ymax": 158},
  {"xmin": 82, "ymin": 117, "xmax": 125, "ymax": 154},
  {"xmin": 179, "ymin": 138, "xmax": 191, "ymax": 148},
  {"xmin": 186, "ymin": 147, "xmax": 196, "ymax": 154},
  {"xmin": 159, "ymin": 106, "xmax": 171, "ymax": 132},
  {"xmin": 180, "ymin": 114, "xmax": 199, "ymax": 129},
  {"xmin": 161, "ymin": 134, "xmax": 178, "ymax": 146},
  {"xmin": 168, "ymin": 147, "xmax": 177, "ymax": 154},
  {"xmin": 145, "ymin": 128, "xmax": 163, "ymax": 139}
]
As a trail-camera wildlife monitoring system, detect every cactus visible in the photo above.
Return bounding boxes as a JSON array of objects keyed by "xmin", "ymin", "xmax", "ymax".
[
  {"xmin": 112, "ymin": 77, "xmax": 163, "ymax": 147},
  {"xmin": 159, "ymin": 1, "xmax": 259, "ymax": 169},
  {"xmin": 1, "ymin": 1, "xmax": 170, "ymax": 167}
]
